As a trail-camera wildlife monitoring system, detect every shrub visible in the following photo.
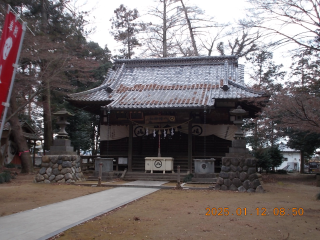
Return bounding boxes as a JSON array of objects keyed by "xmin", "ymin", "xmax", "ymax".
[
  {"xmin": 5, "ymin": 163, "xmax": 15, "ymax": 168},
  {"xmin": 277, "ymin": 170, "xmax": 288, "ymax": 174},
  {"xmin": 183, "ymin": 173, "xmax": 194, "ymax": 183},
  {"xmin": 0, "ymin": 172, "xmax": 11, "ymax": 183}
]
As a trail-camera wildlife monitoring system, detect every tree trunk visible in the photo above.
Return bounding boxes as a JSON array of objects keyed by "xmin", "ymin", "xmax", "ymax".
[
  {"xmin": 8, "ymin": 97, "xmax": 33, "ymax": 173},
  {"xmin": 163, "ymin": 0, "xmax": 167, "ymax": 57},
  {"xmin": 180, "ymin": 0, "xmax": 199, "ymax": 56},
  {"xmin": 0, "ymin": 151, "xmax": 4, "ymax": 170},
  {"xmin": 42, "ymin": 80, "xmax": 53, "ymax": 151},
  {"xmin": 300, "ymin": 150, "xmax": 304, "ymax": 173},
  {"xmin": 41, "ymin": 0, "xmax": 53, "ymax": 151}
]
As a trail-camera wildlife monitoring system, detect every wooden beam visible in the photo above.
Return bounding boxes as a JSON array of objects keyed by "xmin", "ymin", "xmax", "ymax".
[
  {"xmin": 188, "ymin": 120, "xmax": 192, "ymax": 172},
  {"xmin": 128, "ymin": 123, "xmax": 133, "ymax": 171}
]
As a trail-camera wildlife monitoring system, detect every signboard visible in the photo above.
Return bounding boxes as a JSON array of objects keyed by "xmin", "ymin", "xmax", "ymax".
[
  {"xmin": 145, "ymin": 115, "xmax": 175, "ymax": 124},
  {"xmin": 0, "ymin": 11, "xmax": 24, "ymax": 117}
]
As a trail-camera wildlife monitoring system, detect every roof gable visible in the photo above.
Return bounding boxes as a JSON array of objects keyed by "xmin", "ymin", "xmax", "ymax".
[{"xmin": 68, "ymin": 56, "xmax": 266, "ymax": 110}]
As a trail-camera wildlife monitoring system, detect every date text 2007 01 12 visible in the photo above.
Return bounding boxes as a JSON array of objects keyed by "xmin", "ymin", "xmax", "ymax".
[{"xmin": 205, "ymin": 207, "xmax": 304, "ymax": 216}]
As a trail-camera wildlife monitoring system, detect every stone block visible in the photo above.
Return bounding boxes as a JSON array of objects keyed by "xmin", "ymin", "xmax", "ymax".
[
  {"xmin": 231, "ymin": 139, "xmax": 246, "ymax": 148},
  {"xmin": 41, "ymin": 163, "xmax": 49, "ymax": 167},
  {"xmin": 217, "ymin": 177, "xmax": 224, "ymax": 185},
  {"xmin": 229, "ymin": 172, "xmax": 236, "ymax": 180},
  {"xmin": 230, "ymin": 165, "xmax": 238, "ymax": 172},
  {"xmin": 248, "ymin": 167, "xmax": 256, "ymax": 175},
  {"xmin": 61, "ymin": 168, "xmax": 71, "ymax": 175},
  {"xmin": 52, "ymin": 163, "xmax": 58, "ymax": 169},
  {"xmin": 239, "ymin": 172, "xmax": 248, "ymax": 181},
  {"xmin": 242, "ymin": 166, "xmax": 248, "ymax": 171},
  {"xmin": 58, "ymin": 165, "xmax": 62, "ymax": 170},
  {"xmin": 66, "ymin": 179, "xmax": 75, "ymax": 184},
  {"xmin": 235, "ymin": 171, "xmax": 240, "ymax": 178},
  {"xmin": 50, "ymin": 156, "xmax": 59, "ymax": 164},
  {"xmin": 249, "ymin": 173, "xmax": 258, "ymax": 181},
  {"xmin": 215, "ymin": 184, "xmax": 221, "ymax": 190},
  {"xmin": 39, "ymin": 167, "xmax": 46, "ymax": 175},
  {"xmin": 224, "ymin": 179, "xmax": 231, "ymax": 187},
  {"xmin": 44, "ymin": 180, "xmax": 51, "ymax": 184},
  {"xmin": 49, "ymin": 175, "xmax": 55, "ymax": 181},
  {"xmin": 239, "ymin": 158, "xmax": 246, "ymax": 167},
  {"xmin": 44, "ymin": 174, "xmax": 48, "ymax": 179},
  {"xmin": 35, "ymin": 174, "xmax": 44, "ymax": 182},
  {"xmin": 52, "ymin": 168, "xmax": 60, "ymax": 176},
  {"xmin": 243, "ymin": 180, "xmax": 250, "ymax": 190},
  {"xmin": 65, "ymin": 173, "xmax": 73, "ymax": 180},
  {"xmin": 219, "ymin": 172, "xmax": 229, "ymax": 179},
  {"xmin": 42, "ymin": 156, "xmax": 50, "ymax": 163},
  {"xmin": 231, "ymin": 158, "xmax": 239, "ymax": 166},
  {"xmin": 222, "ymin": 158, "xmax": 231, "ymax": 166},
  {"xmin": 232, "ymin": 178, "xmax": 242, "ymax": 188},
  {"xmin": 221, "ymin": 166, "xmax": 231, "ymax": 172},
  {"xmin": 247, "ymin": 188, "xmax": 255, "ymax": 193},
  {"xmin": 62, "ymin": 161, "xmax": 72, "ymax": 168},
  {"xmin": 221, "ymin": 185, "xmax": 228, "ymax": 190},
  {"xmin": 238, "ymin": 186, "xmax": 246, "ymax": 192},
  {"xmin": 58, "ymin": 179, "xmax": 65, "ymax": 183},
  {"xmin": 250, "ymin": 179, "xmax": 261, "ymax": 189},
  {"xmin": 229, "ymin": 184, "xmax": 238, "ymax": 191},
  {"xmin": 55, "ymin": 174, "xmax": 64, "ymax": 181},
  {"xmin": 46, "ymin": 167, "xmax": 52, "ymax": 176}
]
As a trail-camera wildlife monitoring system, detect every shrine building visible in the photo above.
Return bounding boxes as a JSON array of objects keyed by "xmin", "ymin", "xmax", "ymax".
[{"xmin": 67, "ymin": 56, "xmax": 266, "ymax": 173}]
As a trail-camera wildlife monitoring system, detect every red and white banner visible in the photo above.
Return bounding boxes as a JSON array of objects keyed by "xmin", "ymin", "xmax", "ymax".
[{"xmin": 0, "ymin": 11, "xmax": 23, "ymax": 117}]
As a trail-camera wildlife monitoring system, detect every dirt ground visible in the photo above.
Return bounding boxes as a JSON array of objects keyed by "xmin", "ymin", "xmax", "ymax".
[
  {"xmin": 0, "ymin": 171, "xmax": 108, "ymax": 217},
  {"xmin": 1, "ymin": 172, "xmax": 320, "ymax": 240}
]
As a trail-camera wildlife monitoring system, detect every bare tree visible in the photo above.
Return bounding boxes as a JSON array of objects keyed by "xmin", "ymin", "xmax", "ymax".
[
  {"xmin": 142, "ymin": 0, "xmax": 181, "ymax": 58},
  {"xmin": 244, "ymin": 0, "xmax": 320, "ymax": 52}
]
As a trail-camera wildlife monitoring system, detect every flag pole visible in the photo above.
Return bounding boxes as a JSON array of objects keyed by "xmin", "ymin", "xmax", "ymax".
[{"xmin": 0, "ymin": 6, "xmax": 27, "ymax": 141}]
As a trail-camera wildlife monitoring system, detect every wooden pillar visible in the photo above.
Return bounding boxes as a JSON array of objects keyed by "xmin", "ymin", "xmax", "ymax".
[
  {"xmin": 188, "ymin": 121, "xmax": 192, "ymax": 172},
  {"xmin": 33, "ymin": 141, "xmax": 36, "ymax": 166},
  {"xmin": 128, "ymin": 123, "xmax": 133, "ymax": 172}
]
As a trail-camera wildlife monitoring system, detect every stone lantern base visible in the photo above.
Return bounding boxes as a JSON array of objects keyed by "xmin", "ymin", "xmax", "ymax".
[{"xmin": 34, "ymin": 155, "xmax": 85, "ymax": 183}]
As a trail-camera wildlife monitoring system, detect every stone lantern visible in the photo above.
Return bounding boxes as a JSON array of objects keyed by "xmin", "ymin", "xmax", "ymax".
[
  {"xmin": 35, "ymin": 109, "xmax": 85, "ymax": 184},
  {"xmin": 226, "ymin": 105, "xmax": 250, "ymax": 158},
  {"xmin": 49, "ymin": 109, "xmax": 76, "ymax": 155},
  {"xmin": 53, "ymin": 109, "xmax": 74, "ymax": 139},
  {"xmin": 229, "ymin": 105, "xmax": 248, "ymax": 140}
]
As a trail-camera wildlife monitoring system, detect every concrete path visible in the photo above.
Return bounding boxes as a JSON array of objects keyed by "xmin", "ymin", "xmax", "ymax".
[
  {"xmin": 123, "ymin": 180, "xmax": 168, "ymax": 186},
  {"xmin": 0, "ymin": 185, "xmax": 160, "ymax": 240}
]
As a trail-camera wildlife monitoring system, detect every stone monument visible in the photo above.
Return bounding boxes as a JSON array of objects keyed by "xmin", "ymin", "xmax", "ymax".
[
  {"xmin": 215, "ymin": 106, "xmax": 264, "ymax": 192},
  {"xmin": 35, "ymin": 109, "xmax": 85, "ymax": 183}
]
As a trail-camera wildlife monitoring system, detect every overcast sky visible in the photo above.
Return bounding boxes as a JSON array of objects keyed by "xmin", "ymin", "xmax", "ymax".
[{"xmin": 81, "ymin": 0, "xmax": 250, "ymax": 53}]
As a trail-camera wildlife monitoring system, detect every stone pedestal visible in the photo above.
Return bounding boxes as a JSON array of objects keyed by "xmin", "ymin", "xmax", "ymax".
[
  {"xmin": 35, "ymin": 155, "xmax": 85, "ymax": 183},
  {"xmin": 49, "ymin": 139, "xmax": 76, "ymax": 155},
  {"xmin": 226, "ymin": 139, "xmax": 251, "ymax": 158},
  {"xmin": 215, "ymin": 157, "xmax": 264, "ymax": 192}
]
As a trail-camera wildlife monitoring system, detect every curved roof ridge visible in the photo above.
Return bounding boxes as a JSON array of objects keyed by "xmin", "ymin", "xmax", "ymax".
[
  {"xmin": 115, "ymin": 55, "xmax": 238, "ymax": 66},
  {"xmin": 228, "ymin": 80, "xmax": 266, "ymax": 96}
]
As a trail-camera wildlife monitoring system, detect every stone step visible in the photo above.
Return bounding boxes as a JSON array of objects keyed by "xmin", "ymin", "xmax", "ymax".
[{"xmin": 191, "ymin": 178, "xmax": 217, "ymax": 183}]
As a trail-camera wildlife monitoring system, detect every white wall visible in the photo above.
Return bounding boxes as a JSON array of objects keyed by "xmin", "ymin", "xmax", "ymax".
[{"xmin": 278, "ymin": 151, "xmax": 301, "ymax": 171}]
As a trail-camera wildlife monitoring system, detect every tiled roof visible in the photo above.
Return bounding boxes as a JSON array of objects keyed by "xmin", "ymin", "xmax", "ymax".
[{"xmin": 68, "ymin": 56, "xmax": 266, "ymax": 110}]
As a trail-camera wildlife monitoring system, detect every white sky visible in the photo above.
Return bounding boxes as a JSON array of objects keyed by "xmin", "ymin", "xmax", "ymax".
[{"xmin": 82, "ymin": 0, "xmax": 250, "ymax": 54}]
